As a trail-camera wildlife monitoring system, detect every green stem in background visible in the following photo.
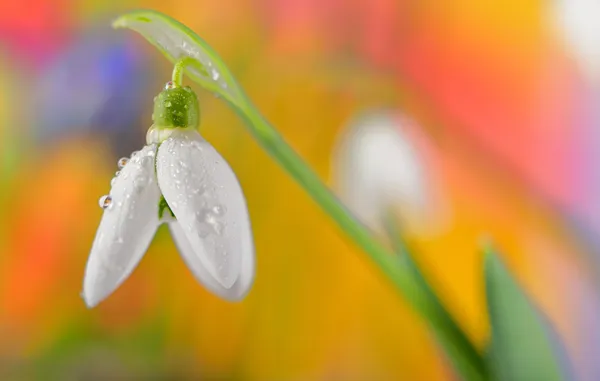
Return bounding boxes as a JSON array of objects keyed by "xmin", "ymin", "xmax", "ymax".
[
  {"xmin": 231, "ymin": 96, "xmax": 488, "ymax": 380},
  {"xmin": 113, "ymin": 10, "xmax": 487, "ymax": 380},
  {"xmin": 383, "ymin": 215, "xmax": 488, "ymax": 380}
]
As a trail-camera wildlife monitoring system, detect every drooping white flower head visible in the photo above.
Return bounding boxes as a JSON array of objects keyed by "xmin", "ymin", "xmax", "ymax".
[
  {"xmin": 83, "ymin": 82, "xmax": 254, "ymax": 307},
  {"xmin": 332, "ymin": 111, "xmax": 446, "ymax": 235},
  {"xmin": 551, "ymin": 0, "xmax": 600, "ymax": 82}
]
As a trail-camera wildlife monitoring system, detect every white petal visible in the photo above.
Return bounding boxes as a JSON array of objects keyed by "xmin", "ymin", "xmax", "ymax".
[
  {"xmin": 169, "ymin": 221, "xmax": 254, "ymax": 300},
  {"xmin": 156, "ymin": 129, "xmax": 253, "ymax": 289},
  {"xmin": 83, "ymin": 145, "xmax": 161, "ymax": 307},
  {"xmin": 332, "ymin": 112, "xmax": 433, "ymax": 232},
  {"xmin": 552, "ymin": 0, "xmax": 600, "ymax": 82}
]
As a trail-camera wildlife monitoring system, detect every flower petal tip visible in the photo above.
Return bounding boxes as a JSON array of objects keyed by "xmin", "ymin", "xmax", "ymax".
[{"xmin": 81, "ymin": 287, "xmax": 101, "ymax": 309}]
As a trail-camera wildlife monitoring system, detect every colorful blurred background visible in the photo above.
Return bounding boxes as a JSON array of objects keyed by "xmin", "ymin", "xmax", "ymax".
[{"xmin": 1, "ymin": 0, "xmax": 600, "ymax": 380}]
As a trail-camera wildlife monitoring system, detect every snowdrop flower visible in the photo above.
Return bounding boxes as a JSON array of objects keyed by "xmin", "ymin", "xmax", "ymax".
[
  {"xmin": 83, "ymin": 82, "xmax": 254, "ymax": 307},
  {"xmin": 332, "ymin": 111, "xmax": 447, "ymax": 235},
  {"xmin": 551, "ymin": 0, "xmax": 600, "ymax": 82}
]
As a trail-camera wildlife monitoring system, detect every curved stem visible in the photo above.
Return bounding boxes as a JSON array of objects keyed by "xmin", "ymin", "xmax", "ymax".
[
  {"xmin": 232, "ymin": 98, "xmax": 488, "ymax": 380},
  {"xmin": 384, "ymin": 215, "xmax": 488, "ymax": 380},
  {"xmin": 171, "ymin": 57, "xmax": 196, "ymax": 87}
]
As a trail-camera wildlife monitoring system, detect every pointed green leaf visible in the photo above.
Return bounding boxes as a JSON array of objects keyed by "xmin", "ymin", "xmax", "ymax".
[{"xmin": 485, "ymin": 250, "xmax": 569, "ymax": 381}]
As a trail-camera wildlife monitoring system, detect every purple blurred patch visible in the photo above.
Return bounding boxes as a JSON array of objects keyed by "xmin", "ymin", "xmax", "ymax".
[{"xmin": 33, "ymin": 24, "xmax": 155, "ymax": 157}]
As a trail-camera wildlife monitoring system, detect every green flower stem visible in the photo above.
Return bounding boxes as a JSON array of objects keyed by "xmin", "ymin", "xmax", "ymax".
[
  {"xmin": 171, "ymin": 57, "xmax": 197, "ymax": 87},
  {"xmin": 233, "ymin": 97, "xmax": 487, "ymax": 381},
  {"xmin": 384, "ymin": 216, "xmax": 488, "ymax": 380}
]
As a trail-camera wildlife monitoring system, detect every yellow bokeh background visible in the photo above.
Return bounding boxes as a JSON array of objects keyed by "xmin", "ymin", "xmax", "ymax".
[{"xmin": 1, "ymin": 0, "xmax": 599, "ymax": 380}]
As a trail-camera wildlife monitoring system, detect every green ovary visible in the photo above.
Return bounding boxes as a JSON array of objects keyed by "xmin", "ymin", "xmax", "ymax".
[{"xmin": 152, "ymin": 85, "xmax": 200, "ymax": 129}]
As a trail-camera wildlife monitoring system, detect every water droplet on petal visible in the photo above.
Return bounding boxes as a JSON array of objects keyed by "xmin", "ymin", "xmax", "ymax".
[
  {"xmin": 165, "ymin": 81, "xmax": 175, "ymax": 89},
  {"xmin": 212, "ymin": 205, "xmax": 226, "ymax": 215},
  {"xmin": 134, "ymin": 176, "xmax": 148, "ymax": 189},
  {"xmin": 204, "ymin": 212, "xmax": 217, "ymax": 224},
  {"xmin": 99, "ymin": 195, "xmax": 113, "ymax": 210},
  {"xmin": 131, "ymin": 150, "xmax": 140, "ymax": 158},
  {"xmin": 212, "ymin": 222, "xmax": 224, "ymax": 235},
  {"xmin": 110, "ymin": 177, "xmax": 117, "ymax": 186},
  {"xmin": 117, "ymin": 157, "xmax": 129, "ymax": 169},
  {"xmin": 198, "ymin": 227, "xmax": 210, "ymax": 238},
  {"xmin": 115, "ymin": 170, "xmax": 121, "ymax": 177},
  {"xmin": 146, "ymin": 125, "xmax": 159, "ymax": 145}
]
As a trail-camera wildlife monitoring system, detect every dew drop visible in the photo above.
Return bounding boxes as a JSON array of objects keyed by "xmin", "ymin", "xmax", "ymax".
[
  {"xmin": 117, "ymin": 157, "xmax": 129, "ymax": 169},
  {"xmin": 204, "ymin": 212, "xmax": 217, "ymax": 225},
  {"xmin": 146, "ymin": 125, "xmax": 159, "ymax": 145},
  {"xmin": 198, "ymin": 227, "xmax": 210, "ymax": 238},
  {"xmin": 165, "ymin": 81, "xmax": 175, "ymax": 89},
  {"xmin": 134, "ymin": 176, "xmax": 147, "ymax": 189},
  {"xmin": 212, "ymin": 205, "xmax": 226, "ymax": 215},
  {"xmin": 212, "ymin": 222, "xmax": 224, "ymax": 235},
  {"xmin": 211, "ymin": 68, "xmax": 220, "ymax": 81},
  {"xmin": 99, "ymin": 195, "xmax": 113, "ymax": 210},
  {"xmin": 110, "ymin": 177, "xmax": 117, "ymax": 186},
  {"xmin": 131, "ymin": 150, "xmax": 140, "ymax": 158},
  {"xmin": 115, "ymin": 170, "xmax": 121, "ymax": 177},
  {"xmin": 165, "ymin": 101, "xmax": 172, "ymax": 108}
]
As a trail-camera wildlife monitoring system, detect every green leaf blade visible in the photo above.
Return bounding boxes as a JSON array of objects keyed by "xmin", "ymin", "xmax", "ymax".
[{"xmin": 485, "ymin": 250, "xmax": 570, "ymax": 381}]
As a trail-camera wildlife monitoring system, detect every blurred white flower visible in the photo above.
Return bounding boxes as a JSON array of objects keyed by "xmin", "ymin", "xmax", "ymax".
[
  {"xmin": 83, "ymin": 84, "xmax": 254, "ymax": 308},
  {"xmin": 332, "ymin": 111, "xmax": 447, "ymax": 235},
  {"xmin": 551, "ymin": 0, "xmax": 600, "ymax": 82}
]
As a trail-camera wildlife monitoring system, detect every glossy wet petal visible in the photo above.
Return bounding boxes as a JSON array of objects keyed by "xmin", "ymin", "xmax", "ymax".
[
  {"xmin": 83, "ymin": 145, "xmax": 161, "ymax": 307},
  {"xmin": 169, "ymin": 221, "xmax": 254, "ymax": 300},
  {"xmin": 156, "ymin": 129, "xmax": 253, "ymax": 289}
]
